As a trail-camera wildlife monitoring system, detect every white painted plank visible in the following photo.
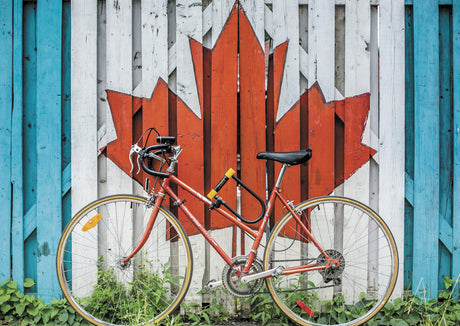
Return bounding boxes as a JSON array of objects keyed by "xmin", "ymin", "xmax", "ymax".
[
  {"xmin": 344, "ymin": 0, "xmax": 370, "ymax": 206},
  {"xmin": 308, "ymin": 0, "xmax": 335, "ymax": 101},
  {"xmin": 212, "ymin": 0, "xmax": 236, "ymax": 47},
  {"xmin": 71, "ymin": 0, "xmax": 98, "ymax": 212},
  {"xmin": 176, "ymin": 0, "xmax": 202, "ymax": 118},
  {"xmin": 105, "ymin": 0, "xmax": 134, "ymax": 284},
  {"xmin": 203, "ymin": 2, "xmax": 212, "ymax": 36},
  {"xmin": 133, "ymin": 0, "xmax": 168, "ymax": 98},
  {"xmin": 264, "ymin": 4, "xmax": 273, "ymax": 40},
  {"xmin": 345, "ymin": 0, "xmax": 370, "ymax": 97},
  {"xmin": 378, "ymin": 0, "xmax": 405, "ymax": 298},
  {"xmin": 240, "ymin": 0, "xmax": 265, "ymax": 48},
  {"xmin": 273, "ymin": 0, "xmax": 300, "ymax": 122}
]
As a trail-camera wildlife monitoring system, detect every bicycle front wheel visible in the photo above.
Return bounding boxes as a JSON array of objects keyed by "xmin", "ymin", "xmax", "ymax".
[
  {"xmin": 57, "ymin": 195, "xmax": 193, "ymax": 326},
  {"xmin": 264, "ymin": 196, "xmax": 398, "ymax": 326}
]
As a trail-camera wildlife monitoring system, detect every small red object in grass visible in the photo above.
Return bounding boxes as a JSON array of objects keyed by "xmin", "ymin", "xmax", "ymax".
[{"xmin": 296, "ymin": 300, "xmax": 315, "ymax": 317}]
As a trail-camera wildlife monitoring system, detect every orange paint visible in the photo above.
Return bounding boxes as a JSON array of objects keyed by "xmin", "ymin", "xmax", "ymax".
[
  {"xmin": 238, "ymin": 6, "xmax": 266, "ymax": 230},
  {"xmin": 209, "ymin": 3, "xmax": 239, "ymax": 229}
]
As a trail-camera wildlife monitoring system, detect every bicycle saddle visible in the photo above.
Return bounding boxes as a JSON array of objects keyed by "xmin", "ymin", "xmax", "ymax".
[{"xmin": 256, "ymin": 149, "xmax": 312, "ymax": 165}]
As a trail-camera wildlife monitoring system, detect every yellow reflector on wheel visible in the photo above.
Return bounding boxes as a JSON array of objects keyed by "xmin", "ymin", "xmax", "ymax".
[{"xmin": 81, "ymin": 213, "xmax": 102, "ymax": 232}]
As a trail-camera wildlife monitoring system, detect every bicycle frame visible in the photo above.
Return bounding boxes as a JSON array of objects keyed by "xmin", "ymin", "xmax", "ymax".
[{"xmin": 123, "ymin": 165, "xmax": 337, "ymax": 276}]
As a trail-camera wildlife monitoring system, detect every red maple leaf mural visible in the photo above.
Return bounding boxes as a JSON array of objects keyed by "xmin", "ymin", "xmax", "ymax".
[{"xmin": 104, "ymin": 2, "xmax": 376, "ymax": 235}]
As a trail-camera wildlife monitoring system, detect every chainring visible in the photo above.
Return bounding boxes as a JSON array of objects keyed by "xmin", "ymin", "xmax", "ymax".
[
  {"xmin": 222, "ymin": 256, "xmax": 264, "ymax": 298},
  {"xmin": 317, "ymin": 249, "xmax": 345, "ymax": 285}
]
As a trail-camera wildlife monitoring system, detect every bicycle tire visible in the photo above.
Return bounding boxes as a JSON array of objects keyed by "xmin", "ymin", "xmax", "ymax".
[
  {"xmin": 264, "ymin": 196, "xmax": 398, "ymax": 326},
  {"xmin": 56, "ymin": 195, "xmax": 193, "ymax": 326}
]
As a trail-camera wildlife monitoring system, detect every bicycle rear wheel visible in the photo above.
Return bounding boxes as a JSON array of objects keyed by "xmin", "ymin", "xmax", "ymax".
[
  {"xmin": 264, "ymin": 196, "xmax": 398, "ymax": 326},
  {"xmin": 57, "ymin": 195, "xmax": 193, "ymax": 326}
]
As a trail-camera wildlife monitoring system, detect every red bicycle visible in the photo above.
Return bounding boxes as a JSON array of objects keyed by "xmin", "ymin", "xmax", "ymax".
[{"xmin": 57, "ymin": 128, "xmax": 398, "ymax": 326}]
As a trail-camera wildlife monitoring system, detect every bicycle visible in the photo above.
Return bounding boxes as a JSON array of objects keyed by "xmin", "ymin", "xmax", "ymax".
[{"xmin": 57, "ymin": 127, "xmax": 398, "ymax": 326}]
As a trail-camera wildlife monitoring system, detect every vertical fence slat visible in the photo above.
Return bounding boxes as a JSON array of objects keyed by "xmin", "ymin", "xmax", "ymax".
[
  {"xmin": 344, "ymin": 0, "xmax": 371, "ymax": 205},
  {"xmin": 413, "ymin": 0, "xmax": 440, "ymax": 297},
  {"xmin": 272, "ymin": 0, "xmax": 300, "ymax": 221},
  {"xmin": 176, "ymin": 0, "xmax": 206, "ymax": 306},
  {"xmin": 210, "ymin": 0, "xmax": 238, "ymax": 229},
  {"xmin": 239, "ymin": 3, "xmax": 266, "ymax": 231},
  {"xmin": 71, "ymin": 0, "xmax": 98, "ymax": 216},
  {"xmin": 379, "ymin": 0, "xmax": 406, "ymax": 295},
  {"xmin": 11, "ymin": 0, "xmax": 24, "ymax": 292},
  {"xmin": 105, "ymin": 0, "xmax": 133, "ymax": 197},
  {"xmin": 0, "ymin": 0, "xmax": 13, "ymax": 282},
  {"xmin": 439, "ymin": 5, "xmax": 453, "ymax": 288},
  {"xmin": 23, "ymin": 1, "xmax": 38, "ymax": 293},
  {"xmin": 176, "ymin": 0, "xmax": 204, "ymax": 228},
  {"xmin": 452, "ymin": 0, "xmax": 460, "ymax": 284},
  {"xmin": 36, "ymin": 0, "xmax": 63, "ymax": 300},
  {"xmin": 307, "ymin": 1, "xmax": 335, "ymax": 199}
]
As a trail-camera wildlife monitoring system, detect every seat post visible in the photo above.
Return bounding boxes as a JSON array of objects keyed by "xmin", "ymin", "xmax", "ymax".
[{"xmin": 275, "ymin": 164, "xmax": 289, "ymax": 188}]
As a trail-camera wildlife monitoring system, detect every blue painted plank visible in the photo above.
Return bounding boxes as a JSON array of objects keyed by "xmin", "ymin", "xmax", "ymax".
[
  {"xmin": 36, "ymin": 0, "xmax": 63, "ymax": 301},
  {"xmin": 0, "ymin": 1, "xmax": 13, "ymax": 282},
  {"xmin": 405, "ymin": 174, "xmax": 414, "ymax": 207},
  {"xmin": 452, "ymin": 0, "xmax": 460, "ymax": 295},
  {"xmin": 23, "ymin": 0, "xmax": 38, "ymax": 291},
  {"xmin": 24, "ymin": 230, "xmax": 37, "ymax": 295},
  {"xmin": 11, "ymin": 0, "xmax": 24, "ymax": 292},
  {"xmin": 404, "ymin": 5, "xmax": 415, "ymax": 291},
  {"xmin": 439, "ymin": 5, "xmax": 454, "ymax": 290},
  {"xmin": 413, "ymin": 0, "xmax": 440, "ymax": 298}
]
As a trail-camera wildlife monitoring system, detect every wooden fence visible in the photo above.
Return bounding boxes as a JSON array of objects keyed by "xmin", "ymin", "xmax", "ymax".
[
  {"xmin": 405, "ymin": 0, "xmax": 460, "ymax": 298},
  {"xmin": 71, "ymin": 0, "xmax": 405, "ymax": 306},
  {"xmin": 0, "ymin": 0, "xmax": 71, "ymax": 301}
]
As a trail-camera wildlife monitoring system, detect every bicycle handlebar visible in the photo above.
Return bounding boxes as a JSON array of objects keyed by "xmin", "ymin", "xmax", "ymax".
[{"xmin": 138, "ymin": 144, "xmax": 171, "ymax": 178}]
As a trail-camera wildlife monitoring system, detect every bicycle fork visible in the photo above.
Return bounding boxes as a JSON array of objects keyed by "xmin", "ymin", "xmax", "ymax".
[{"xmin": 122, "ymin": 191, "xmax": 166, "ymax": 266}]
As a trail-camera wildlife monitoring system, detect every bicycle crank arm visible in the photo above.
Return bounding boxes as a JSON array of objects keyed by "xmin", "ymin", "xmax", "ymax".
[
  {"xmin": 240, "ymin": 266, "xmax": 285, "ymax": 284},
  {"xmin": 205, "ymin": 280, "xmax": 222, "ymax": 290}
]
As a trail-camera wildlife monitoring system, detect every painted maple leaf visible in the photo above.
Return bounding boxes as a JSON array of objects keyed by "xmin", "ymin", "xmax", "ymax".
[{"xmin": 104, "ymin": 2, "xmax": 376, "ymax": 234}]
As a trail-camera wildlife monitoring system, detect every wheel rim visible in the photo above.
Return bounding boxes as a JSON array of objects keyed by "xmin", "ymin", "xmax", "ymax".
[
  {"xmin": 264, "ymin": 197, "xmax": 398, "ymax": 326},
  {"xmin": 57, "ymin": 196, "xmax": 192, "ymax": 326}
]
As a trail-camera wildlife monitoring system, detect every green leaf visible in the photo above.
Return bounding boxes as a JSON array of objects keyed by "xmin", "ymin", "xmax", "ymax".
[
  {"xmin": 42, "ymin": 310, "xmax": 51, "ymax": 324},
  {"xmin": 390, "ymin": 319, "xmax": 409, "ymax": 326},
  {"xmin": 58, "ymin": 310, "xmax": 69, "ymax": 323},
  {"xmin": 6, "ymin": 281, "xmax": 18, "ymax": 289},
  {"xmin": 0, "ymin": 293, "xmax": 10, "ymax": 305},
  {"xmin": 1, "ymin": 303, "xmax": 12, "ymax": 314},
  {"xmin": 14, "ymin": 302, "xmax": 27, "ymax": 316},
  {"xmin": 23, "ymin": 278, "xmax": 35, "ymax": 288}
]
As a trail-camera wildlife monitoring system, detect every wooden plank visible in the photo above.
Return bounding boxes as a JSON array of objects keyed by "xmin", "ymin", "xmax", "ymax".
[
  {"xmin": 439, "ymin": 5, "xmax": 453, "ymax": 288},
  {"xmin": 36, "ymin": 0, "xmax": 62, "ymax": 301},
  {"xmin": 135, "ymin": 0, "xmax": 168, "ymax": 98},
  {"xmin": 240, "ymin": 0, "xmax": 265, "ymax": 48},
  {"xmin": 452, "ymin": 0, "xmax": 460, "ymax": 289},
  {"xmin": 272, "ymin": 0, "xmax": 300, "ymax": 222},
  {"xmin": 11, "ymin": 0, "xmax": 24, "ymax": 292},
  {"xmin": 379, "ymin": 0, "xmax": 406, "ymax": 296},
  {"xmin": 239, "ymin": 1, "xmax": 266, "ymax": 230},
  {"xmin": 176, "ymin": 0, "xmax": 205, "ymax": 306},
  {"xmin": 344, "ymin": 0, "xmax": 370, "ymax": 205},
  {"xmin": 71, "ymin": 0, "xmax": 98, "ymax": 214},
  {"xmin": 105, "ymin": 0, "xmax": 133, "ymax": 195},
  {"xmin": 210, "ymin": 1, "xmax": 238, "ymax": 229},
  {"xmin": 22, "ymin": 0, "xmax": 38, "ymax": 291},
  {"xmin": 404, "ymin": 4, "xmax": 415, "ymax": 291},
  {"xmin": 413, "ymin": 0, "xmax": 440, "ymax": 298},
  {"xmin": 307, "ymin": 0, "xmax": 335, "ymax": 199},
  {"xmin": 176, "ymin": 0, "xmax": 204, "ymax": 230},
  {"xmin": 0, "ymin": 0, "xmax": 13, "ymax": 282}
]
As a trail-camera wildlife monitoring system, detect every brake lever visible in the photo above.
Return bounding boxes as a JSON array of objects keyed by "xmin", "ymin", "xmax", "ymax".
[{"xmin": 129, "ymin": 144, "xmax": 142, "ymax": 174}]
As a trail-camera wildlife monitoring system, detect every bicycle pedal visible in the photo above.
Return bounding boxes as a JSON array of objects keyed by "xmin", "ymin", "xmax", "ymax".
[{"xmin": 204, "ymin": 279, "xmax": 222, "ymax": 292}]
